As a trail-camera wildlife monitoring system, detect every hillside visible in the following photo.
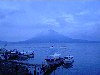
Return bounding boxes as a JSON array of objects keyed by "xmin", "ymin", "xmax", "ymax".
[{"xmin": 17, "ymin": 30, "xmax": 96, "ymax": 43}]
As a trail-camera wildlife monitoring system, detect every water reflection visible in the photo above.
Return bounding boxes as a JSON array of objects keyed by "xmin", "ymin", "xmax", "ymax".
[{"xmin": 43, "ymin": 64, "xmax": 73, "ymax": 75}]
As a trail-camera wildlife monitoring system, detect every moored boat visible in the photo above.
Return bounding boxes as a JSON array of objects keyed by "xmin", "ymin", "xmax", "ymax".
[
  {"xmin": 45, "ymin": 53, "xmax": 63, "ymax": 65},
  {"xmin": 63, "ymin": 55, "xmax": 74, "ymax": 64}
]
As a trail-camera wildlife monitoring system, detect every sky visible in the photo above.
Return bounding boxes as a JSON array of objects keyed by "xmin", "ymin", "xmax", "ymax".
[{"xmin": 0, "ymin": 0, "xmax": 100, "ymax": 42}]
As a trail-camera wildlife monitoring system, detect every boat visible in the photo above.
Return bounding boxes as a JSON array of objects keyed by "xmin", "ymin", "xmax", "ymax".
[
  {"xmin": 0, "ymin": 48, "xmax": 34, "ymax": 61},
  {"xmin": 27, "ymin": 51, "xmax": 34, "ymax": 58},
  {"xmin": 45, "ymin": 53, "xmax": 63, "ymax": 65},
  {"xmin": 50, "ymin": 46, "xmax": 54, "ymax": 48},
  {"xmin": 20, "ymin": 51, "xmax": 34, "ymax": 58},
  {"xmin": 8, "ymin": 51, "xmax": 19, "ymax": 60},
  {"xmin": 63, "ymin": 55, "xmax": 74, "ymax": 65}
]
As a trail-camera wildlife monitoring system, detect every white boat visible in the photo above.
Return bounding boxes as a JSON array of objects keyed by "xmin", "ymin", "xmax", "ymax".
[
  {"xmin": 63, "ymin": 55, "xmax": 74, "ymax": 64},
  {"xmin": 20, "ymin": 51, "xmax": 34, "ymax": 58},
  {"xmin": 45, "ymin": 53, "xmax": 63, "ymax": 65}
]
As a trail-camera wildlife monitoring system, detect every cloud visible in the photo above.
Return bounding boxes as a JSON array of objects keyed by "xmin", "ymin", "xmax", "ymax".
[
  {"xmin": 39, "ymin": 16, "xmax": 60, "ymax": 28},
  {"xmin": 76, "ymin": 10, "xmax": 89, "ymax": 16},
  {"xmin": 85, "ymin": 22, "xmax": 96, "ymax": 26},
  {"xmin": 60, "ymin": 13, "xmax": 77, "ymax": 24},
  {"xmin": 84, "ymin": 21, "xmax": 100, "ymax": 29},
  {"xmin": 0, "ymin": 1, "xmax": 100, "ymax": 41},
  {"xmin": 94, "ymin": 10, "xmax": 100, "ymax": 15},
  {"xmin": 39, "ymin": 14, "xmax": 77, "ymax": 29}
]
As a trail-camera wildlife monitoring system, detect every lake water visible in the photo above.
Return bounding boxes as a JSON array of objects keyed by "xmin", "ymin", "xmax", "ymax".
[{"xmin": 0, "ymin": 43, "xmax": 100, "ymax": 75}]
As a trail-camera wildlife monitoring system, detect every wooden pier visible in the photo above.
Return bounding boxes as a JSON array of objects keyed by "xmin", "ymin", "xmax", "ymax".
[{"xmin": 3, "ymin": 60, "xmax": 64, "ymax": 75}]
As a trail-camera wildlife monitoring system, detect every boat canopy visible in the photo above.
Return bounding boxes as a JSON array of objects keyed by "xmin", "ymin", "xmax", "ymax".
[{"xmin": 50, "ymin": 53, "xmax": 61, "ymax": 58}]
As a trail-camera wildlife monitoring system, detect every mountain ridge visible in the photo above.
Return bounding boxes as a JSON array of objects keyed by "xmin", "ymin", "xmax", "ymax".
[
  {"xmin": 14, "ymin": 30, "xmax": 100, "ymax": 43},
  {"xmin": 0, "ymin": 30, "xmax": 100, "ymax": 43}
]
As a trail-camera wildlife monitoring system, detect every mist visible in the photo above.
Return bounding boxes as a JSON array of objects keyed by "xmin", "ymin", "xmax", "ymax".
[{"xmin": 0, "ymin": 1, "xmax": 100, "ymax": 42}]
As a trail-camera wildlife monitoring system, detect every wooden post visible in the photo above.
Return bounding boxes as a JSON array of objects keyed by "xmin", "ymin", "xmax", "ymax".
[
  {"xmin": 34, "ymin": 65, "xmax": 36, "ymax": 75},
  {"xmin": 37, "ymin": 67, "xmax": 40, "ymax": 75}
]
